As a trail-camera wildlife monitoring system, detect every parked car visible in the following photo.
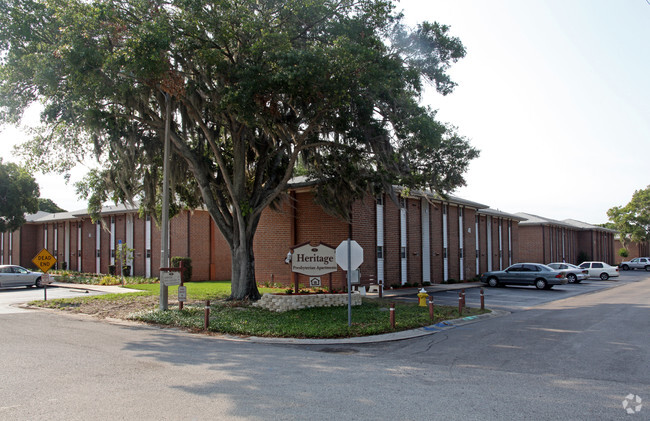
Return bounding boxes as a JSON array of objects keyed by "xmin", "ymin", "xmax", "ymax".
[
  {"xmin": 480, "ymin": 263, "xmax": 568, "ymax": 289},
  {"xmin": 0, "ymin": 265, "xmax": 44, "ymax": 288},
  {"xmin": 619, "ymin": 257, "xmax": 650, "ymax": 271},
  {"xmin": 578, "ymin": 261, "xmax": 619, "ymax": 280},
  {"xmin": 547, "ymin": 262, "xmax": 589, "ymax": 283}
]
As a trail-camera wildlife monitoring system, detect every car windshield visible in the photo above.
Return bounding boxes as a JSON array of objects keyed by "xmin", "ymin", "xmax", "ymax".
[
  {"xmin": 537, "ymin": 264, "xmax": 554, "ymax": 271},
  {"xmin": 566, "ymin": 263, "xmax": 579, "ymax": 269}
]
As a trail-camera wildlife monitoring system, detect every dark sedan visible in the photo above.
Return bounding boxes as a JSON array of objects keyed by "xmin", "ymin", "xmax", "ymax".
[{"xmin": 480, "ymin": 263, "xmax": 568, "ymax": 290}]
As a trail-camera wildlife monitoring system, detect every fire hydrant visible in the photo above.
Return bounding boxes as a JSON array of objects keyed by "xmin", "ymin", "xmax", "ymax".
[{"xmin": 417, "ymin": 288, "xmax": 428, "ymax": 307}]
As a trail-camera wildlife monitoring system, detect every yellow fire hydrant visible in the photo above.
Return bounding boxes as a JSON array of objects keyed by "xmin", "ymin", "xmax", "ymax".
[{"xmin": 417, "ymin": 288, "xmax": 428, "ymax": 307}]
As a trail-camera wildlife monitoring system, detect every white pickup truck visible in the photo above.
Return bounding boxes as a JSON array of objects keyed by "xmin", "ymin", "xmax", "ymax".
[{"xmin": 619, "ymin": 257, "xmax": 650, "ymax": 271}]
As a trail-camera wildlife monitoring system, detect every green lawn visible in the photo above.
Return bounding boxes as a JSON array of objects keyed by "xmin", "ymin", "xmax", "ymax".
[
  {"xmin": 124, "ymin": 281, "xmax": 281, "ymax": 299},
  {"xmin": 35, "ymin": 280, "xmax": 488, "ymax": 338}
]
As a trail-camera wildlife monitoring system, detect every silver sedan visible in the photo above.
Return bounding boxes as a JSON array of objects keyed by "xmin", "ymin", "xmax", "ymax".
[
  {"xmin": 0, "ymin": 265, "xmax": 44, "ymax": 288},
  {"xmin": 547, "ymin": 262, "xmax": 589, "ymax": 283}
]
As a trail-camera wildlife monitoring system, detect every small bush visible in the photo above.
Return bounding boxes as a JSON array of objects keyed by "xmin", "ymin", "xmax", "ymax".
[
  {"xmin": 577, "ymin": 251, "xmax": 591, "ymax": 264},
  {"xmin": 618, "ymin": 248, "xmax": 629, "ymax": 258},
  {"xmin": 171, "ymin": 257, "xmax": 192, "ymax": 282}
]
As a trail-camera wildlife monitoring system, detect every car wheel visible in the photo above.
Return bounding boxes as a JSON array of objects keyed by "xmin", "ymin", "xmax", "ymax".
[
  {"xmin": 645, "ymin": 266, "xmax": 650, "ymax": 272},
  {"xmin": 35, "ymin": 277, "xmax": 43, "ymax": 288},
  {"xmin": 621, "ymin": 264, "xmax": 629, "ymax": 271},
  {"xmin": 535, "ymin": 279, "xmax": 547, "ymax": 290},
  {"xmin": 600, "ymin": 273, "xmax": 609, "ymax": 281},
  {"xmin": 487, "ymin": 277, "xmax": 499, "ymax": 288},
  {"xmin": 567, "ymin": 273, "xmax": 577, "ymax": 283}
]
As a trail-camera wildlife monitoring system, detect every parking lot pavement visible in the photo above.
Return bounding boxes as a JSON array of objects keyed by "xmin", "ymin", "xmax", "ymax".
[{"xmin": 362, "ymin": 271, "xmax": 648, "ymax": 311}]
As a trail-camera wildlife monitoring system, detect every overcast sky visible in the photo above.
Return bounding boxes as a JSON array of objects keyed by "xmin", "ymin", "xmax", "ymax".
[{"xmin": 1, "ymin": 0, "xmax": 648, "ymax": 223}]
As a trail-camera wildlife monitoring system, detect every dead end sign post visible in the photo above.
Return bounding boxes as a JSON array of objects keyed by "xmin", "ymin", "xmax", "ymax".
[
  {"xmin": 336, "ymin": 239, "xmax": 363, "ymax": 326},
  {"xmin": 32, "ymin": 248, "xmax": 56, "ymax": 301}
]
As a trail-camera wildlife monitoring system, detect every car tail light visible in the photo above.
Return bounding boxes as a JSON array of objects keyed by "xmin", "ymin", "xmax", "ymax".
[{"xmin": 555, "ymin": 273, "xmax": 564, "ymax": 279}]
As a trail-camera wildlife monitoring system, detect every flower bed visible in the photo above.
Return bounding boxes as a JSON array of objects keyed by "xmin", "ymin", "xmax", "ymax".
[{"xmin": 253, "ymin": 292, "xmax": 362, "ymax": 313}]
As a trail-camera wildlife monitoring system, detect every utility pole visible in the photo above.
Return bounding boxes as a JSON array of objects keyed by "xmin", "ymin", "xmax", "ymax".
[{"xmin": 160, "ymin": 92, "xmax": 171, "ymax": 310}]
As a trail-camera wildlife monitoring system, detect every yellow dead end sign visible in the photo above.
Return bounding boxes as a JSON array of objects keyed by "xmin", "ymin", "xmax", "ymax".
[{"xmin": 32, "ymin": 248, "xmax": 57, "ymax": 273}]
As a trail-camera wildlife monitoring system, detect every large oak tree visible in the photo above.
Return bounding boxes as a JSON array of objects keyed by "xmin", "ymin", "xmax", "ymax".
[
  {"xmin": 0, "ymin": 0, "xmax": 478, "ymax": 300},
  {"xmin": 0, "ymin": 159, "xmax": 39, "ymax": 232},
  {"xmin": 607, "ymin": 186, "xmax": 650, "ymax": 247}
]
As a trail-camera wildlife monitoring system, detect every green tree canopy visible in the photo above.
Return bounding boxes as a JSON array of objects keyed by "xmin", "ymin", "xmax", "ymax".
[
  {"xmin": 607, "ymin": 186, "xmax": 650, "ymax": 246},
  {"xmin": 0, "ymin": 0, "xmax": 478, "ymax": 300},
  {"xmin": 38, "ymin": 198, "xmax": 66, "ymax": 213},
  {"xmin": 0, "ymin": 159, "xmax": 39, "ymax": 232}
]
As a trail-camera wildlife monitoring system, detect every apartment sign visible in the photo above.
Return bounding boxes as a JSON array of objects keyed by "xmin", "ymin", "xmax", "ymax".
[{"xmin": 291, "ymin": 242, "xmax": 337, "ymax": 276}]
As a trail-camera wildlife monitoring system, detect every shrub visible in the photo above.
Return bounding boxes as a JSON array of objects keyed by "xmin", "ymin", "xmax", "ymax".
[
  {"xmin": 618, "ymin": 248, "xmax": 629, "ymax": 258},
  {"xmin": 577, "ymin": 251, "xmax": 591, "ymax": 264},
  {"xmin": 171, "ymin": 257, "xmax": 192, "ymax": 282}
]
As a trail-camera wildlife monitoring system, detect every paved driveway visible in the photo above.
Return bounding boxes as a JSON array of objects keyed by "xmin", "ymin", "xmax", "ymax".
[{"xmin": 0, "ymin": 283, "xmax": 133, "ymax": 314}]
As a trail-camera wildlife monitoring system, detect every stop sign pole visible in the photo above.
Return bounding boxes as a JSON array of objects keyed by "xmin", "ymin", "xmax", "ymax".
[
  {"xmin": 336, "ymin": 238, "xmax": 363, "ymax": 327},
  {"xmin": 347, "ymin": 237, "xmax": 352, "ymax": 326}
]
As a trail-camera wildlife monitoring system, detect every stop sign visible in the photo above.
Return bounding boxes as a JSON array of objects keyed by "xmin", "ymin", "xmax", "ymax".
[{"xmin": 336, "ymin": 240, "xmax": 363, "ymax": 271}]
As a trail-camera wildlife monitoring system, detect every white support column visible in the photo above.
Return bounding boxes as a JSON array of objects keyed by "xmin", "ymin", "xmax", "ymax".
[
  {"xmin": 77, "ymin": 223, "xmax": 82, "ymax": 271},
  {"xmin": 475, "ymin": 215, "xmax": 480, "ymax": 275},
  {"xmin": 400, "ymin": 197, "xmax": 407, "ymax": 285},
  {"xmin": 376, "ymin": 197, "xmax": 384, "ymax": 284},
  {"xmin": 145, "ymin": 215, "xmax": 152, "ymax": 278},
  {"xmin": 110, "ymin": 216, "xmax": 115, "ymax": 266},
  {"xmin": 95, "ymin": 223, "xmax": 101, "ymax": 273},
  {"xmin": 459, "ymin": 207, "xmax": 464, "ymax": 281}
]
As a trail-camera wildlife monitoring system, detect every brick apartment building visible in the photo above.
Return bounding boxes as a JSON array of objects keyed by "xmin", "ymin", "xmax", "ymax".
[
  {"xmin": 613, "ymin": 238, "xmax": 649, "ymax": 265},
  {"xmin": 516, "ymin": 213, "xmax": 616, "ymax": 265},
  {"xmin": 1, "ymin": 189, "xmax": 615, "ymax": 290},
  {"xmin": 1, "ymin": 189, "xmax": 524, "ymax": 290}
]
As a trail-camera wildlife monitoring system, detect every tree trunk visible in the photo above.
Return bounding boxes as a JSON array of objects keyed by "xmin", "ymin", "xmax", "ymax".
[{"xmin": 229, "ymin": 235, "xmax": 261, "ymax": 301}]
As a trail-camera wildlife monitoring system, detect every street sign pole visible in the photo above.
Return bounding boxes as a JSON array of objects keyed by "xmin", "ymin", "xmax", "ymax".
[{"xmin": 347, "ymin": 237, "xmax": 352, "ymax": 327}]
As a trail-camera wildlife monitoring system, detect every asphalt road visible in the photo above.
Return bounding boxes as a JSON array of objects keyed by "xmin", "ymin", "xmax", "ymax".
[{"xmin": 1, "ymin": 274, "xmax": 648, "ymax": 420}]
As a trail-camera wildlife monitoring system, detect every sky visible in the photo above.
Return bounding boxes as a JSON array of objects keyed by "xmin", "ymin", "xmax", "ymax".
[{"xmin": 1, "ymin": 0, "xmax": 649, "ymax": 223}]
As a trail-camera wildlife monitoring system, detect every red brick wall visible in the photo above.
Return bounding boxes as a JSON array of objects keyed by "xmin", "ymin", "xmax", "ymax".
[
  {"xmin": 352, "ymin": 196, "xmax": 378, "ymax": 285},
  {"xmin": 430, "ymin": 201, "xmax": 444, "ymax": 283},
  {"xmin": 188, "ymin": 211, "xmax": 212, "ymax": 281},
  {"xmin": 406, "ymin": 198, "xmax": 422, "ymax": 284},
  {"xmin": 463, "ymin": 208, "xmax": 477, "ymax": 279}
]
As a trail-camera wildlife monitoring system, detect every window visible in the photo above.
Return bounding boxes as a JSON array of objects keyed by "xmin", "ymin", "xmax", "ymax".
[
  {"xmin": 376, "ymin": 195, "xmax": 384, "ymax": 206},
  {"xmin": 593, "ymin": 263, "xmax": 603, "ymax": 268},
  {"xmin": 146, "ymin": 249, "xmax": 151, "ymax": 258},
  {"xmin": 377, "ymin": 246, "xmax": 383, "ymax": 259},
  {"xmin": 400, "ymin": 247, "xmax": 406, "ymax": 259}
]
